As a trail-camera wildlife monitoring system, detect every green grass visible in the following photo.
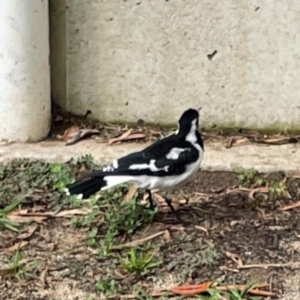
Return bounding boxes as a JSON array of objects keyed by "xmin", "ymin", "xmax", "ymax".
[
  {"xmin": 0, "ymin": 195, "xmax": 25, "ymax": 232},
  {"xmin": 0, "ymin": 250, "xmax": 38, "ymax": 281},
  {"xmin": 236, "ymin": 167, "xmax": 287, "ymax": 199},
  {"xmin": 120, "ymin": 246, "xmax": 162, "ymax": 274}
]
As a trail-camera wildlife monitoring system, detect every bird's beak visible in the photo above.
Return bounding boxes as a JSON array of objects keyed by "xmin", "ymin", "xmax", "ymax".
[{"xmin": 197, "ymin": 107, "xmax": 202, "ymax": 112}]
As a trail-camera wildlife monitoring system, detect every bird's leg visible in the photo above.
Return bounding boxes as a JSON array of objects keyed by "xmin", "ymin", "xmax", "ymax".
[
  {"xmin": 147, "ymin": 189, "xmax": 155, "ymax": 210},
  {"xmin": 164, "ymin": 191, "xmax": 182, "ymax": 222}
]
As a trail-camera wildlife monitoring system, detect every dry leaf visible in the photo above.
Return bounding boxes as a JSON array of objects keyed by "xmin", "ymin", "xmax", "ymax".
[
  {"xmin": 118, "ymin": 231, "xmax": 166, "ymax": 248},
  {"xmin": 108, "ymin": 129, "xmax": 146, "ymax": 145},
  {"xmin": 2, "ymin": 241, "xmax": 28, "ymax": 253},
  {"xmin": 108, "ymin": 129, "xmax": 132, "ymax": 145},
  {"xmin": 61, "ymin": 126, "xmax": 100, "ymax": 145},
  {"xmin": 225, "ymin": 251, "xmax": 243, "ymax": 267},
  {"xmin": 261, "ymin": 136, "xmax": 297, "ymax": 145},
  {"xmin": 195, "ymin": 225, "xmax": 208, "ymax": 235},
  {"xmin": 170, "ymin": 281, "xmax": 213, "ymax": 295},
  {"xmin": 163, "ymin": 230, "xmax": 171, "ymax": 243},
  {"xmin": 17, "ymin": 223, "xmax": 39, "ymax": 240},
  {"xmin": 153, "ymin": 193, "xmax": 165, "ymax": 204},
  {"xmin": 9, "ymin": 209, "xmax": 28, "ymax": 215},
  {"xmin": 279, "ymin": 201, "xmax": 300, "ymax": 211},
  {"xmin": 248, "ymin": 187, "xmax": 269, "ymax": 200},
  {"xmin": 39, "ymin": 266, "xmax": 49, "ymax": 286},
  {"xmin": 55, "ymin": 208, "xmax": 92, "ymax": 217},
  {"xmin": 123, "ymin": 184, "xmax": 138, "ymax": 202},
  {"xmin": 227, "ymin": 137, "xmax": 250, "ymax": 148},
  {"xmin": 54, "ymin": 114, "xmax": 64, "ymax": 122},
  {"xmin": 7, "ymin": 214, "xmax": 47, "ymax": 224}
]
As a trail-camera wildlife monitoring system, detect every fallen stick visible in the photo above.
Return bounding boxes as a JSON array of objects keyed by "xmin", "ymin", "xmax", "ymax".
[
  {"xmin": 112, "ymin": 230, "xmax": 166, "ymax": 249},
  {"xmin": 238, "ymin": 262, "xmax": 293, "ymax": 269}
]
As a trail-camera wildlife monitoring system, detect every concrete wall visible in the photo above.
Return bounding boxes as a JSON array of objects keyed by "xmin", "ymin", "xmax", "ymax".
[
  {"xmin": 50, "ymin": 0, "xmax": 300, "ymax": 128},
  {"xmin": 0, "ymin": 0, "xmax": 50, "ymax": 142}
]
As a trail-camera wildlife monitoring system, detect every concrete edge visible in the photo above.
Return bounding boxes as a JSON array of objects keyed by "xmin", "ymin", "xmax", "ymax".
[{"xmin": 1, "ymin": 139, "xmax": 299, "ymax": 173}]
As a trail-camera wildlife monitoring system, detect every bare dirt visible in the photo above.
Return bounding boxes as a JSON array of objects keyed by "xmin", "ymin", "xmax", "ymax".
[{"xmin": 1, "ymin": 159, "xmax": 300, "ymax": 300}]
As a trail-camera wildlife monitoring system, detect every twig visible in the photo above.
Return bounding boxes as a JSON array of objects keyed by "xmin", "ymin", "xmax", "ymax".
[
  {"xmin": 112, "ymin": 231, "xmax": 166, "ymax": 249},
  {"xmin": 238, "ymin": 262, "xmax": 294, "ymax": 269},
  {"xmin": 279, "ymin": 201, "xmax": 300, "ymax": 211}
]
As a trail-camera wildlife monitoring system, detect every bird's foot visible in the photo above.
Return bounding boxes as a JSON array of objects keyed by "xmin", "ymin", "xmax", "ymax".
[{"xmin": 164, "ymin": 197, "xmax": 183, "ymax": 223}]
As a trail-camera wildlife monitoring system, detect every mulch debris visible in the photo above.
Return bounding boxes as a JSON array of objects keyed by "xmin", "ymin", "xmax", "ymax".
[{"xmin": 1, "ymin": 157, "xmax": 300, "ymax": 299}]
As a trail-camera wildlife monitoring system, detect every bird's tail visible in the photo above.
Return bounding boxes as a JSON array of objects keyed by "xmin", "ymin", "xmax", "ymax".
[
  {"xmin": 65, "ymin": 176, "xmax": 107, "ymax": 199},
  {"xmin": 65, "ymin": 173, "xmax": 133, "ymax": 199}
]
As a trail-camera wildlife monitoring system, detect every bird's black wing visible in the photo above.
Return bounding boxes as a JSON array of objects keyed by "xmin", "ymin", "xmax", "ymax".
[
  {"xmin": 153, "ymin": 145, "xmax": 199, "ymax": 176},
  {"xmin": 87, "ymin": 145, "xmax": 199, "ymax": 179},
  {"xmin": 85, "ymin": 132, "xmax": 199, "ymax": 178}
]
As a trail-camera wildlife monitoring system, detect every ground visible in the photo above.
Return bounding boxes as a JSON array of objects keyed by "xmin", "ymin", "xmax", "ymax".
[{"xmin": 1, "ymin": 158, "xmax": 300, "ymax": 300}]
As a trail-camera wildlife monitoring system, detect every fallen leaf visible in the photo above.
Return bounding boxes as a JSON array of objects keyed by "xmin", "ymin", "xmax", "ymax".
[
  {"xmin": 7, "ymin": 214, "xmax": 47, "ymax": 224},
  {"xmin": 231, "ymin": 137, "xmax": 250, "ymax": 147},
  {"xmin": 2, "ymin": 241, "xmax": 28, "ymax": 253},
  {"xmin": 195, "ymin": 225, "xmax": 208, "ymax": 235},
  {"xmin": 259, "ymin": 136, "xmax": 298, "ymax": 145},
  {"xmin": 153, "ymin": 193, "xmax": 166, "ymax": 204},
  {"xmin": 8, "ymin": 209, "xmax": 28, "ymax": 215},
  {"xmin": 248, "ymin": 187, "xmax": 269, "ymax": 200},
  {"xmin": 225, "ymin": 251, "xmax": 243, "ymax": 267},
  {"xmin": 279, "ymin": 201, "xmax": 300, "ymax": 211},
  {"xmin": 170, "ymin": 282, "xmax": 213, "ymax": 295},
  {"xmin": 60, "ymin": 125, "xmax": 80, "ymax": 141},
  {"xmin": 163, "ymin": 230, "xmax": 171, "ymax": 243},
  {"xmin": 55, "ymin": 208, "xmax": 92, "ymax": 217},
  {"xmin": 17, "ymin": 223, "xmax": 39, "ymax": 240},
  {"xmin": 54, "ymin": 114, "xmax": 64, "ymax": 122},
  {"xmin": 123, "ymin": 184, "xmax": 138, "ymax": 202},
  {"xmin": 108, "ymin": 129, "xmax": 146, "ymax": 145},
  {"xmin": 39, "ymin": 266, "xmax": 49, "ymax": 286},
  {"xmin": 63, "ymin": 126, "xmax": 101, "ymax": 145},
  {"xmin": 168, "ymin": 225, "xmax": 185, "ymax": 232},
  {"xmin": 114, "ymin": 231, "xmax": 166, "ymax": 248}
]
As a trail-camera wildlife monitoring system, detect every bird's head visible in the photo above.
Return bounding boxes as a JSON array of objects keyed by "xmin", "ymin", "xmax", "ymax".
[{"xmin": 177, "ymin": 108, "xmax": 201, "ymax": 136}]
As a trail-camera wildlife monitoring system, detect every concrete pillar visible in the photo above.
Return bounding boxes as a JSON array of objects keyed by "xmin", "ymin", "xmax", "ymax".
[{"xmin": 0, "ymin": 0, "xmax": 51, "ymax": 142}]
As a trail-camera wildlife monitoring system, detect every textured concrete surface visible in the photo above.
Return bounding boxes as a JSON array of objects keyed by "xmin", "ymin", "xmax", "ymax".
[
  {"xmin": 1, "ymin": 139, "xmax": 299, "ymax": 173},
  {"xmin": 50, "ymin": 0, "xmax": 300, "ymax": 128},
  {"xmin": 0, "ymin": 0, "xmax": 50, "ymax": 142}
]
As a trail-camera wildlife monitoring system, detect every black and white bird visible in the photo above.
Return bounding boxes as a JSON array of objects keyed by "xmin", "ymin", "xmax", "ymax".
[{"xmin": 65, "ymin": 108, "xmax": 204, "ymax": 220}]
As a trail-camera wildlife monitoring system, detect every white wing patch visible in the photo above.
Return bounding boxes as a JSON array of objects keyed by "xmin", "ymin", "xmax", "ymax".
[
  {"xmin": 102, "ymin": 159, "xmax": 118, "ymax": 172},
  {"xmin": 166, "ymin": 147, "xmax": 189, "ymax": 160},
  {"xmin": 129, "ymin": 159, "xmax": 169, "ymax": 172}
]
